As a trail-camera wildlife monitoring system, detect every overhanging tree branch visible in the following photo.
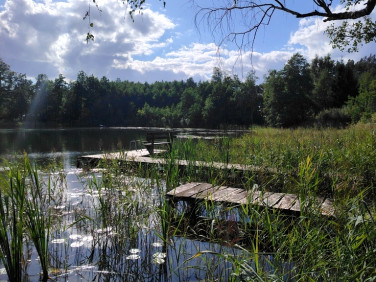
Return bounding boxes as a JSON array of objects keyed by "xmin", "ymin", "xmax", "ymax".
[{"xmin": 193, "ymin": 0, "xmax": 376, "ymax": 52}]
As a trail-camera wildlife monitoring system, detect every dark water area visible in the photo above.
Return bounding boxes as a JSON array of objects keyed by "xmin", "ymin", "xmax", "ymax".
[
  {"xmin": 0, "ymin": 127, "xmax": 249, "ymax": 168},
  {"xmin": 0, "ymin": 127, "xmax": 146, "ymax": 166}
]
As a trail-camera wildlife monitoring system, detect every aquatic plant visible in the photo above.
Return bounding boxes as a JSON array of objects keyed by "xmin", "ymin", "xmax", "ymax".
[
  {"xmin": 0, "ymin": 160, "xmax": 25, "ymax": 281},
  {"xmin": 0, "ymin": 156, "xmax": 53, "ymax": 281},
  {"xmin": 23, "ymin": 157, "xmax": 52, "ymax": 281}
]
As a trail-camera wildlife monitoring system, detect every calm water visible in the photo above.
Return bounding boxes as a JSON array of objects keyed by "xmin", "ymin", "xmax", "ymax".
[
  {"xmin": 0, "ymin": 127, "xmax": 147, "ymax": 167},
  {"xmin": 0, "ymin": 127, "xmax": 255, "ymax": 281}
]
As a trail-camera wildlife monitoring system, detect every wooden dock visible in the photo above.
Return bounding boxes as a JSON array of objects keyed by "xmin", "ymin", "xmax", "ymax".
[
  {"xmin": 167, "ymin": 182, "xmax": 334, "ymax": 216},
  {"xmin": 77, "ymin": 150, "xmax": 334, "ymax": 216},
  {"xmin": 77, "ymin": 149, "xmax": 278, "ymax": 174}
]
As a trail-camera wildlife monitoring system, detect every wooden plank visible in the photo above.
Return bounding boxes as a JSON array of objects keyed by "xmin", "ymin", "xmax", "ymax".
[
  {"xmin": 173, "ymin": 183, "xmax": 213, "ymax": 198},
  {"xmin": 192, "ymin": 185, "xmax": 224, "ymax": 199},
  {"xmin": 253, "ymin": 192, "xmax": 284, "ymax": 207},
  {"xmin": 210, "ymin": 188, "xmax": 245, "ymax": 202},
  {"xmin": 238, "ymin": 190, "xmax": 262, "ymax": 205},
  {"xmin": 196, "ymin": 186, "xmax": 234, "ymax": 200},
  {"xmin": 167, "ymin": 182, "xmax": 201, "ymax": 196},
  {"xmin": 167, "ymin": 182, "xmax": 334, "ymax": 216},
  {"xmin": 289, "ymin": 199, "xmax": 301, "ymax": 212},
  {"xmin": 227, "ymin": 190, "xmax": 249, "ymax": 204},
  {"xmin": 79, "ymin": 150, "xmax": 278, "ymax": 174},
  {"xmin": 321, "ymin": 198, "xmax": 334, "ymax": 216},
  {"xmin": 274, "ymin": 194, "xmax": 298, "ymax": 210}
]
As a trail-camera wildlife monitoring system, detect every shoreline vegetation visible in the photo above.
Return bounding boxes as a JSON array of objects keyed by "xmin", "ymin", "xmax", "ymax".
[
  {"xmin": 0, "ymin": 124, "xmax": 375, "ymax": 280},
  {"xmin": 1, "ymin": 50, "xmax": 376, "ymax": 279},
  {"xmin": 1, "ymin": 54, "xmax": 376, "ymax": 129}
]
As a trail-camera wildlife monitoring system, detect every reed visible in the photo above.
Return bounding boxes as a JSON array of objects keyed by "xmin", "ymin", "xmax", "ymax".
[
  {"xmin": 0, "ymin": 160, "xmax": 25, "ymax": 281},
  {"xmin": 159, "ymin": 126, "xmax": 376, "ymax": 280},
  {"xmin": 0, "ymin": 155, "xmax": 52, "ymax": 281},
  {"xmin": 22, "ymin": 157, "xmax": 51, "ymax": 281},
  {"xmin": 4, "ymin": 126, "xmax": 368, "ymax": 280}
]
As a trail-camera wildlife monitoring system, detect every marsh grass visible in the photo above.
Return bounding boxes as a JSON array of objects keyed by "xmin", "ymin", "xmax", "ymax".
[
  {"xmin": 1, "ymin": 126, "xmax": 373, "ymax": 280},
  {"xmin": 149, "ymin": 126, "xmax": 376, "ymax": 280},
  {"xmin": 83, "ymin": 126, "xmax": 376, "ymax": 280},
  {"xmin": 0, "ymin": 155, "xmax": 54, "ymax": 281},
  {"xmin": 168, "ymin": 125, "xmax": 376, "ymax": 198}
]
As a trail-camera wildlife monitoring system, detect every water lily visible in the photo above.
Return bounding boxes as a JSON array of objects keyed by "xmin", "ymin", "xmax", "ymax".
[
  {"xmin": 152, "ymin": 242, "xmax": 163, "ymax": 247},
  {"xmin": 153, "ymin": 257, "xmax": 165, "ymax": 264},
  {"xmin": 153, "ymin": 252, "xmax": 166, "ymax": 259},
  {"xmin": 126, "ymin": 254, "xmax": 140, "ymax": 260},
  {"xmin": 51, "ymin": 239, "xmax": 65, "ymax": 244},
  {"xmin": 129, "ymin": 248, "xmax": 141, "ymax": 254},
  {"xmin": 70, "ymin": 241, "xmax": 84, "ymax": 248}
]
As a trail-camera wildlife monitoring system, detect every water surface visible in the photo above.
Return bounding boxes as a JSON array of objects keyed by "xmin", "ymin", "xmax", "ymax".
[{"xmin": 0, "ymin": 127, "xmax": 253, "ymax": 281}]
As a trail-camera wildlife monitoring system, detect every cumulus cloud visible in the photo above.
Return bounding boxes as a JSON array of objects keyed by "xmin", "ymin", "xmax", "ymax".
[
  {"xmin": 0, "ymin": 0, "xmax": 299, "ymax": 82},
  {"xmin": 0, "ymin": 0, "xmax": 375, "ymax": 83},
  {"xmin": 287, "ymin": 3, "xmax": 376, "ymax": 62},
  {"xmin": 0, "ymin": 0, "xmax": 175, "ymax": 80}
]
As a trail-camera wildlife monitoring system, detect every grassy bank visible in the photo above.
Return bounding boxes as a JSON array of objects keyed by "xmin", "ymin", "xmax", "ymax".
[
  {"xmin": 151, "ymin": 125, "xmax": 376, "ymax": 280},
  {"xmin": 168, "ymin": 124, "xmax": 376, "ymax": 200},
  {"xmin": 0, "ymin": 125, "xmax": 375, "ymax": 281}
]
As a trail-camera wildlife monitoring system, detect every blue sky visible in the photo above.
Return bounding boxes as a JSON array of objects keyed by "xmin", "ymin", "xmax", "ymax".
[{"xmin": 0, "ymin": 0, "xmax": 375, "ymax": 83}]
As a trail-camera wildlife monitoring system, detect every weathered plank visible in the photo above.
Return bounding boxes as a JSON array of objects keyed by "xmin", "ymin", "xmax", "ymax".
[
  {"xmin": 289, "ymin": 199, "xmax": 301, "ymax": 212},
  {"xmin": 167, "ymin": 182, "xmax": 201, "ymax": 196},
  {"xmin": 321, "ymin": 198, "xmax": 335, "ymax": 216},
  {"xmin": 78, "ymin": 149, "xmax": 278, "ymax": 174},
  {"xmin": 254, "ymin": 192, "xmax": 284, "ymax": 207},
  {"xmin": 191, "ymin": 185, "xmax": 223, "ymax": 199},
  {"xmin": 226, "ymin": 190, "xmax": 249, "ymax": 204},
  {"xmin": 173, "ymin": 183, "xmax": 213, "ymax": 198},
  {"xmin": 210, "ymin": 188, "xmax": 245, "ymax": 202},
  {"xmin": 274, "ymin": 193, "xmax": 298, "ymax": 210},
  {"xmin": 167, "ymin": 182, "xmax": 334, "ymax": 216}
]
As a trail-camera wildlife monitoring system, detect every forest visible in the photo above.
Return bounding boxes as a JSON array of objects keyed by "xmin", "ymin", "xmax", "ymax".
[{"xmin": 0, "ymin": 53, "xmax": 375, "ymax": 128}]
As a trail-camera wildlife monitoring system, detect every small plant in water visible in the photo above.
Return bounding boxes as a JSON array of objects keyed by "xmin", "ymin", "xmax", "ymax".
[{"xmin": 0, "ymin": 155, "xmax": 53, "ymax": 281}]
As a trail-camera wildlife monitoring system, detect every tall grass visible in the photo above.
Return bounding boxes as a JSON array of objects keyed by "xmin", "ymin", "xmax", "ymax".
[
  {"xmin": 46, "ymin": 125, "xmax": 375, "ymax": 280},
  {"xmin": 167, "ymin": 125, "xmax": 376, "ymax": 199},
  {"xmin": 23, "ymin": 157, "xmax": 51, "ymax": 280},
  {"xmin": 0, "ymin": 156, "xmax": 52, "ymax": 281},
  {"xmin": 0, "ymin": 159, "xmax": 25, "ymax": 281},
  {"xmin": 153, "ymin": 126, "xmax": 376, "ymax": 280}
]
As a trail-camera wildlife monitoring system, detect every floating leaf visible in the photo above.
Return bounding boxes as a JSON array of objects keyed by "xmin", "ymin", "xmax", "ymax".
[
  {"xmin": 130, "ymin": 248, "xmax": 141, "ymax": 254},
  {"xmin": 51, "ymin": 239, "xmax": 65, "ymax": 244},
  {"xmin": 152, "ymin": 242, "xmax": 163, "ymax": 247},
  {"xmin": 126, "ymin": 254, "xmax": 140, "ymax": 260},
  {"xmin": 153, "ymin": 252, "xmax": 166, "ymax": 259}
]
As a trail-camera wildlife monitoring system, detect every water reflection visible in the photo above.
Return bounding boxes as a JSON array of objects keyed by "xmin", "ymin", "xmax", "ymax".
[
  {"xmin": 1, "ymin": 167, "xmax": 251, "ymax": 281},
  {"xmin": 0, "ymin": 128, "xmax": 258, "ymax": 281}
]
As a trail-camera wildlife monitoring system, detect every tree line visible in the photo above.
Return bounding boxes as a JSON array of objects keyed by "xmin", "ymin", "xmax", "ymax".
[{"xmin": 0, "ymin": 54, "xmax": 375, "ymax": 128}]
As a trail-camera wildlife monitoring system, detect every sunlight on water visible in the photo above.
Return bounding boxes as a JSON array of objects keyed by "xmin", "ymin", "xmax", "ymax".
[{"xmin": 0, "ymin": 128, "xmax": 263, "ymax": 281}]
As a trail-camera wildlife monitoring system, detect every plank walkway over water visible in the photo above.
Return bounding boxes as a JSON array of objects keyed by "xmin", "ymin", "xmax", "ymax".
[
  {"xmin": 167, "ymin": 182, "xmax": 334, "ymax": 217},
  {"xmin": 77, "ymin": 149, "xmax": 278, "ymax": 174}
]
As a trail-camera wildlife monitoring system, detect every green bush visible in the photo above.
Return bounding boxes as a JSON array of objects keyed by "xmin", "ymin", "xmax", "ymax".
[{"xmin": 315, "ymin": 108, "xmax": 351, "ymax": 128}]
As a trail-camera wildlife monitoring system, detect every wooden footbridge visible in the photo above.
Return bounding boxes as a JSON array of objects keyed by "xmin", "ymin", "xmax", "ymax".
[
  {"xmin": 167, "ymin": 182, "xmax": 334, "ymax": 216},
  {"xmin": 77, "ymin": 149, "xmax": 334, "ymax": 217},
  {"xmin": 77, "ymin": 149, "xmax": 277, "ymax": 174}
]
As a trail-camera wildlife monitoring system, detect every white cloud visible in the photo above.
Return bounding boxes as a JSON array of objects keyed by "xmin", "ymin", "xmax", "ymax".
[
  {"xmin": 0, "ymin": 0, "xmax": 175, "ymax": 80},
  {"xmin": 0, "ymin": 0, "xmax": 375, "ymax": 84},
  {"xmin": 287, "ymin": 4, "xmax": 376, "ymax": 62}
]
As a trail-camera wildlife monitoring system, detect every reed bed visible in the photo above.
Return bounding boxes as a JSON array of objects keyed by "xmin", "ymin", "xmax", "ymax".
[
  {"xmin": 169, "ymin": 124, "xmax": 376, "ymax": 199},
  {"xmin": 0, "ymin": 125, "xmax": 374, "ymax": 281},
  {"xmin": 0, "ymin": 156, "xmax": 55, "ymax": 281},
  {"xmin": 152, "ymin": 125, "xmax": 376, "ymax": 280}
]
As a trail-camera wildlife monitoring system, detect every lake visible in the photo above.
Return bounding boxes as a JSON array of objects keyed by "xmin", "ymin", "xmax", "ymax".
[{"xmin": 0, "ymin": 127, "xmax": 254, "ymax": 281}]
